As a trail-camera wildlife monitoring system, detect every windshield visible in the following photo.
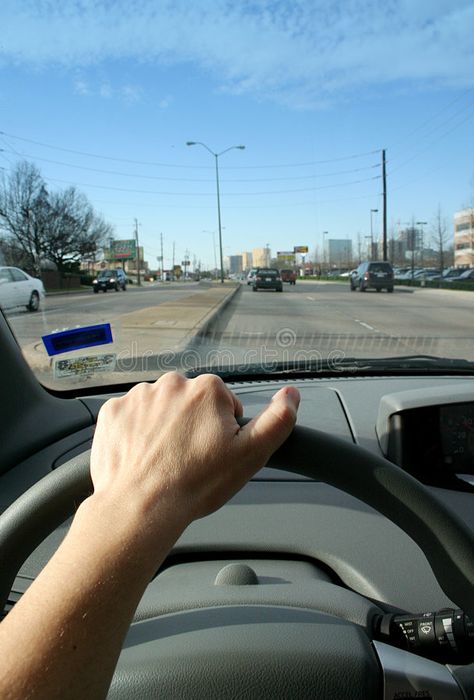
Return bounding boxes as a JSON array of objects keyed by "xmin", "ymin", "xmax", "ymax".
[{"xmin": 1, "ymin": 2, "xmax": 474, "ymax": 390}]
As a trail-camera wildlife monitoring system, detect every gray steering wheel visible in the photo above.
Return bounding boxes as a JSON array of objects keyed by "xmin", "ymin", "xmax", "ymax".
[{"xmin": 0, "ymin": 424, "xmax": 473, "ymax": 698}]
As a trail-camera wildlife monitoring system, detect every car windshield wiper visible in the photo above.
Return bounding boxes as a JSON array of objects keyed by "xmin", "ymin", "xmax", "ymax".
[{"xmin": 185, "ymin": 355, "xmax": 474, "ymax": 380}]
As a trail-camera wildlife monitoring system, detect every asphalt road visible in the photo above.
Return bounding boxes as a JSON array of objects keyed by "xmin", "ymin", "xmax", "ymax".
[
  {"xmin": 6, "ymin": 282, "xmax": 208, "ymax": 346},
  {"xmin": 193, "ymin": 280, "xmax": 474, "ymax": 368},
  {"xmin": 6, "ymin": 280, "xmax": 474, "ymax": 381}
]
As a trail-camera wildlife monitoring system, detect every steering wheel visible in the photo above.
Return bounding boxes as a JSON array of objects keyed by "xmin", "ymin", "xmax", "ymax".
[{"xmin": 1, "ymin": 424, "xmax": 474, "ymax": 698}]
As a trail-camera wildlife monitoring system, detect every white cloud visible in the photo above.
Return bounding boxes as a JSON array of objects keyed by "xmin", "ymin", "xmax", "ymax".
[
  {"xmin": 2, "ymin": 0, "xmax": 474, "ymax": 108},
  {"xmin": 120, "ymin": 84, "xmax": 142, "ymax": 103},
  {"xmin": 99, "ymin": 82, "xmax": 113, "ymax": 98},
  {"xmin": 73, "ymin": 78, "xmax": 90, "ymax": 96},
  {"xmin": 158, "ymin": 95, "xmax": 173, "ymax": 109}
]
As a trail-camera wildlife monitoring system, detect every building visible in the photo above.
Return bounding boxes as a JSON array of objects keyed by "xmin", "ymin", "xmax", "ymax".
[
  {"xmin": 241, "ymin": 251, "xmax": 253, "ymax": 270},
  {"xmin": 252, "ymin": 247, "xmax": 271, "ymax": 268},
  {"xmin": 326, "ymin": 239, "xmax": 352, "ymax": 267},
  {"xmin": 228, "ymin": 255, "xmax": 243, "ymax": 274},
  {"xmin": 454, "ymin": 209, "xmax": 474, "ymax": 268}
]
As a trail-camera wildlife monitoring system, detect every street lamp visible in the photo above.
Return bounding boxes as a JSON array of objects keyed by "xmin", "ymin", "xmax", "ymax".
[
  {"xmin": 202, "ymin": 230, "xmax": 219, "ymax": 279},
  {"xmin": 187, "ymin": 141, "xmax": 245, "ymax": 283},
  {"xmin": 370, "ymin": 209, "xmax": 378, "ymax": 260}
]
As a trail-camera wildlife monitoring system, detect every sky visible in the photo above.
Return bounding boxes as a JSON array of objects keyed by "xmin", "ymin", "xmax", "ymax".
[{"xmin": 1, "ymin": 0, "xmax": 474, "ymax": 270}]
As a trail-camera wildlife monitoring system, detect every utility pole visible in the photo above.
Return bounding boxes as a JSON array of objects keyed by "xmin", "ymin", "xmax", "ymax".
[
  {"xmin": 382, "ymin": 149, "xmax": 387, "ymax": 261},
  {"xmin": 160, "ymin": 232, "xmax": 164, "ymax": 283},
  {"xmin": 172, "ymin": 241, "xmax": 175, "ymax": 280},
  {"xmin": 134, "ymin": 218, "xmax": 141, "ymax": 286}
]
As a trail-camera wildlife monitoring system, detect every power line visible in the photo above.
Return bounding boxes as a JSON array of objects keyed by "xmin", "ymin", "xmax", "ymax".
[
  {"xmin": 388, "ymin": 86, "xmax": 474, "ymax": 156},
  {"xmin": 0, "ymin": 129, "xmax": 380, "ymax": 170},
  {"xmin": 0, "ymin": 167, "xmax": 380, "ymax": 197},
  {"xmin": 388, "ymin": 109, "xmax": 474, "ymax": 177},
  {"xmin": 0, "ymin": 143, "xmax": 380, "ymax": 183}
]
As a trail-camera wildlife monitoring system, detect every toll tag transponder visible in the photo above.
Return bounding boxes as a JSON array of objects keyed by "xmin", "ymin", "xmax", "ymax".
[{"xmin": 42, "ymin": 323, "xmax": 113, "ymax": 356}]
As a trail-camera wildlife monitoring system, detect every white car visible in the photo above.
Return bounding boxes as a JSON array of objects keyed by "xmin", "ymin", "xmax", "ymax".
[{"xmin": 0, "ymin": 266, "xmax": 45, "ymax": 312}]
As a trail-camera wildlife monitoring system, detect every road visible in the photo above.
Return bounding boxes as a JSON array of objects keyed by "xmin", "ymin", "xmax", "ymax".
[
  {"xmin": 192, "ymin": 281, "xmax": 474, "ymax": 369},
  {"xmin": 6, "ymin": 282, "xmax": 208, "ymax": 346},
  {"xmin": 6, "ymin": 280, "xmax": 474, "ymax": 383}
]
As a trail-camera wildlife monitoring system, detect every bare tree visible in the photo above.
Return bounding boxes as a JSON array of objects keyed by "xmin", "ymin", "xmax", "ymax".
[
  {"xmin": 0, "ymin": 161, "xmax": 49, "ymax": 275},
  {"xmin": 431, "ymin": 205, "xmax": 450, "ymax": 271},
  {"xmin": 44, "ymin": 187, "xmax": 113, "ymax": 273},
  {"xmin": 0, "ymin": 161, "xmax": 114, "ymax": 275}
]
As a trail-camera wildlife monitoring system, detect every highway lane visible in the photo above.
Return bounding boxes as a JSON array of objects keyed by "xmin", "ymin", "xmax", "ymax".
[
  {"xmin": 6, "ymin": 280, "xmax": 474, "ymax": 384},
  {"xmin": 193, "ymin": 281, "xmax": 474, "ymax": 368},
  {"xmin": 6, "ymin": 282, "xmax": 208, "ymax": 346}
]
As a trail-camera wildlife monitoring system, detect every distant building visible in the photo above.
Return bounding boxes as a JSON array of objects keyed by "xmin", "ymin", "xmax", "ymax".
[
  {"xmin": 454, "ymin": 209, "xmax": 474, "ymax": 268},
  {"xmin": 228, "ymin": 255, "xmax": 243, "ymax": 274},
  {"xmin": 326, "ymin": 239, "xmax": 352, "ymax": 267},
  {"xmin": 252, "ymin": 247, "xmax": 271, "ymax": 267},
  {"xmin": 241, "ymin": 251, "xmax": 253, "ymax": 270}
]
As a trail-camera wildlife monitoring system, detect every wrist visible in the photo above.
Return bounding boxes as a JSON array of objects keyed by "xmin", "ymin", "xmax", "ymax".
[{"xmin": 73, "ymin": 489, "xmax": 189, "ymax": 569}]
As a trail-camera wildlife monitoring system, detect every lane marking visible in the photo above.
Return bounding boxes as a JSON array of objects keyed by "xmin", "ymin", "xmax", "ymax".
[
  {"xmin": 354, "ymin": 319, "xmax": 378, "ymax": 331},
  {"xmin": 306, "ymin": 296, "xmax": 315, "ymax": 301}
]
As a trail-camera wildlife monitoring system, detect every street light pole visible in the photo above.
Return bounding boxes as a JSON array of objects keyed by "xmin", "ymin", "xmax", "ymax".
[
  {"xmin": 187, "ymin": 141, "xmax": 245, "ymax": 283},
  {"xmin": 202, "ymin": 230, "xmax": 219, "ymax": 279},
  {"xmin": 322, "ymin": 231, "xmax": 328, "ymax": 273}
]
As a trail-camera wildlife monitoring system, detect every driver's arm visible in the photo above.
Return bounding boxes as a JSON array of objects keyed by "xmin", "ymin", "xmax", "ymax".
[{"xmin": 0, "ymin": 373, "xmax": 300, "ymax": 700}]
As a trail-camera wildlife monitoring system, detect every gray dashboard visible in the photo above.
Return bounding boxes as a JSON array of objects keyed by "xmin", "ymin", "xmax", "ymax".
[{"xmin": 2, "ymin": 374, "xmax": 474, "ymax": 621}]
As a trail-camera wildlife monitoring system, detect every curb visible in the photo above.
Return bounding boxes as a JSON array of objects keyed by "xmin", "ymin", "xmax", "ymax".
[{"xmin": 114, "ymin": 284, "xmax": 241, "ymax": 373}]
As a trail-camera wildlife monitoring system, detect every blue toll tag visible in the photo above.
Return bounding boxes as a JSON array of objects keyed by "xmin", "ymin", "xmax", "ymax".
[{"xmin": 42, "ymin": 323, "xmax": 113, "ymax": 357}]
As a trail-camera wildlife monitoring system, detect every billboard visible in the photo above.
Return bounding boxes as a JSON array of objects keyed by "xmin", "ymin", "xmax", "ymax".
[
  {"xmin": 276, "ymin": 251, "xmax": 296, "ymax": 266},
  {"xmin": 294, "ymin": 245, "xmax": 308, "ymax": 253},
  {"xmin": 112, "ymin": 239, "xmax": 137, "ymax": 260}
]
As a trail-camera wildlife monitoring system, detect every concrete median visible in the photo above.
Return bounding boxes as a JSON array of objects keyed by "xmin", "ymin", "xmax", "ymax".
[{"xmin": 22, "ymin": 283, "xmax": 241, "ymax": 380}]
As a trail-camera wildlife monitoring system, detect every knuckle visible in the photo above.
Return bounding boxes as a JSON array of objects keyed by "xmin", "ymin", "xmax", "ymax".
[{"xmin": 193, "ymin": 373, "xmax": 225, "ymax": 393}]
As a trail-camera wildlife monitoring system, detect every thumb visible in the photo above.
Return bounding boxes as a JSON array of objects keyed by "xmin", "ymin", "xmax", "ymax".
[{"xmin": 239, "ymin": 386, "xmax": 300, "ymax": 466}]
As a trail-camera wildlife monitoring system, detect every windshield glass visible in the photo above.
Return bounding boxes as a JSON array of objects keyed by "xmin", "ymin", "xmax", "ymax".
[{"xmin": 1, "ymin": 2, "xmax": 474, "ymax": 390}]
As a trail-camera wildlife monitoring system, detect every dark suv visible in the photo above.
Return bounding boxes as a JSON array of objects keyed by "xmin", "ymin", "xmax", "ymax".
[
  {"xmin": 351, "ymin": 261, "xmax": 394, "ymax": 293},
  {"xmin": 252, "ymin": 268, "xmax": 283, "ymax": 292},
  {"xmin": 93, "ymin": 268, "xmax": 127, "ymax": 293}
]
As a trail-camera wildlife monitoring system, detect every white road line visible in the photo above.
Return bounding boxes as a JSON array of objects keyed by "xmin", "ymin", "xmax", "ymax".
[
  {"xmin": 354, "ymin": 319, "xmax": 376, "ymax": 331},
  {"xmin": 306, "ymin": 296, "xmax": 315, "ymax": 301}
]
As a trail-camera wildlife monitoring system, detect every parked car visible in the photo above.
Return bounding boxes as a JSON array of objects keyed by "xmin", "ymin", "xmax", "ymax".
[
  {"xmin": 252, "ymin": 268, "xmax": 283, "ymax": 292},
  {"xmin": 92, "ymin": 268, "xmax": 127, "ymax": 293},
  {"xmin": 351, "ymin": 261, "xmax": 394, "ymax": 292},
  {"xmin": 280, "ymin": 269, "xmax": 297, "ymax": 285},
  {"xmin": 0, "ymin": 266, "xmax": 45, "ymax": 312},
  {"xmin": 446, "ymin": 269, "xmax": 474, "ymax": 283},
  {"xmin": 442, "ymin": 267, "xmax": 464, "ymax": 280}
]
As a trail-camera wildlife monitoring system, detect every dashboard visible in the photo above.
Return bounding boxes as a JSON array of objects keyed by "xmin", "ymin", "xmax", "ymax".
[
  {"xmin": 4, "ymin": 375, "xmax": 474, "ymax": 612},
  {"xmin": 2, "ymin": 366, "xmax": 474, "ymax": 698}
]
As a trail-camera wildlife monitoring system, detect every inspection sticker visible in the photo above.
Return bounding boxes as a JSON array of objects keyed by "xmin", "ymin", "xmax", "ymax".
[{"xmin": 54, "ymin": 353, "xmax": 116, "ymax": 378}]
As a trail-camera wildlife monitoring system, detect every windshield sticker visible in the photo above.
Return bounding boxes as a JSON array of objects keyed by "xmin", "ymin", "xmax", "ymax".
[
  {"xmin": 42, "ymin": 323, "xmax": 113, "ymax": 356},
  {"xmin": 54, "ymin": 353, "xmax": 116, "ymax": 379}
]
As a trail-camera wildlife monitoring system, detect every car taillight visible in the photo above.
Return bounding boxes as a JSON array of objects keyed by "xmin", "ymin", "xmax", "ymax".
[{"xmin": 364, "ymin": 272, "xmax": 369, "ymax": 280}]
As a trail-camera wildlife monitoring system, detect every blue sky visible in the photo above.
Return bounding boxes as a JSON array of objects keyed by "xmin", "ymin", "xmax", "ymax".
[{"xmin": 1, "ymin": 0, "xmax": 474, "ymax": 270}]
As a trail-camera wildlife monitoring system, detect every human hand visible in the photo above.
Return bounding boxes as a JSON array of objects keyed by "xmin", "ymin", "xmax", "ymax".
[{"xmin": 90, "ymin": 373, "xmax": 300, "ymax": 530}]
